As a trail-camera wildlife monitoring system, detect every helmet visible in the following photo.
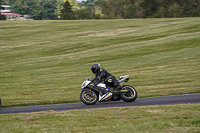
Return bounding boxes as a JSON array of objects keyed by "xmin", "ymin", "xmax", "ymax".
[{"xmin": 91, "ymin": 64, "xmax": 100, "ymax": 74}]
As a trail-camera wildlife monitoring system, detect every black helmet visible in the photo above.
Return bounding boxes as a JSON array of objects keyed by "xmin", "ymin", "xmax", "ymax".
[{"xmin": 91, "ymin": 64, "xmax": 100, "ymax": 74}]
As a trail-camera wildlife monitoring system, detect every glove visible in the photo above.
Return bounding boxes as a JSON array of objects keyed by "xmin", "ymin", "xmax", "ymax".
[
  {"xmin": 93, "ymin": 77, "xmax": 101, "ymax": 84},
  {"xmin": 93, "ymin": 77, "xmax": 100, "ymax": 81}
]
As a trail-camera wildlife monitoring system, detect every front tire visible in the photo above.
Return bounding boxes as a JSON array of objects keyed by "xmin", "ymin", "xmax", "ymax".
[
  {"xmin": 80, "ymin": 90, "xmax": 98, "ymax": 105},
  {"xmin": 120, "ymin": 85, "xmax": 137, "ymax": 102}
]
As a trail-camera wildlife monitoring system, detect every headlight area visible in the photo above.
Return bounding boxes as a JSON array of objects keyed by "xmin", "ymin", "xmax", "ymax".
[{"xmin": 81, "ymin": 82, "xmax": 86, "ymax": 89}]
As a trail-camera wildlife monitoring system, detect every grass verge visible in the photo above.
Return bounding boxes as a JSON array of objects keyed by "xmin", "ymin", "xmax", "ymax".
[{"xmin": 0, "ymin": 104, "xmax": 199, "ymax": 133}]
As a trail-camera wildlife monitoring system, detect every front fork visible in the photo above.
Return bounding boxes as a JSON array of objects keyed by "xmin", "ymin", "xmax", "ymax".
[{"xmin": 85, "ymin": 88, "xmax": 91, "ymax": 95}]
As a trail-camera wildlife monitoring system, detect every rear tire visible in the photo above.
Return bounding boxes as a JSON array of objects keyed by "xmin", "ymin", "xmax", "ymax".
[
  {"xmin": 120, "ymin": 85, "xmax": 137, "ymax": 102},
  {"xmin": 80, "ymin": 90, "xmax": 98, "ymax": 105}
]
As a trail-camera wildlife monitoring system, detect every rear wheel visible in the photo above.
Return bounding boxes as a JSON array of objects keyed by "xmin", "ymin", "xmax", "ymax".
[
  {"xmin": 120, "ymin": 85, "xmax": 137, "ymax": 102},
  {"xmin": 80, "ymin": 90, "xmax": 98, "ymax": 105}
]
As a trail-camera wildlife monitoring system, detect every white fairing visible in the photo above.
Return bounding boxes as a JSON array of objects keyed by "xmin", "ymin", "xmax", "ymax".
[
  {"xmin": 118, "ymin": 75, "xmax": 130, "ymax": 85},
  {"xmin": 97, "ymin": 83, "xmax": 106, "ymax": 88},
  {"xmin": 81, "ymin": 80, "xmax": 91, "ymax": 89}
]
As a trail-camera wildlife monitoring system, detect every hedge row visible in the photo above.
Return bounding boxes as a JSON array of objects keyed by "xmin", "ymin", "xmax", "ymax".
[{"xmin": 0, "ymin": 15, "xmax": 7, "ymax": 20}]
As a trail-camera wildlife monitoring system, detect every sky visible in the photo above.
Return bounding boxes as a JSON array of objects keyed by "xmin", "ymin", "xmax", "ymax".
[{"xmin": 76, "ymin": 0, "xmax": 86, "ymax": 2}]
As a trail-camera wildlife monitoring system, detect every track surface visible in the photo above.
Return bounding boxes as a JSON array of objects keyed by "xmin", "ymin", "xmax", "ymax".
[{"xmin": 0, "ymin": 93, "xmax": 200, "ymax": 114}]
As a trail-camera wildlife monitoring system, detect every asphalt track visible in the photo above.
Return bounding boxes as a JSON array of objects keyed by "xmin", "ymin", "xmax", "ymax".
[{"xmin": 0, "ymin": 93, "xmax": 200, "ymax": 114}]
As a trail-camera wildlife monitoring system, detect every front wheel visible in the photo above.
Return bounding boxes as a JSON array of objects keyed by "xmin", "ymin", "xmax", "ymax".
[
  {"xmin": 120, "ymin": 85, "xmax": 137, "ymax": 102},
  {"xmin": 80, "ymin": 89, "xmax": 98, "ymax": 105}
]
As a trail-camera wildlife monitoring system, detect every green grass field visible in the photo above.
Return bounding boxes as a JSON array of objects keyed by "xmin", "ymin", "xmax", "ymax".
[
  {"xmin": 0, "ymin": 18, "xmax": 200, "ymax": 107},
  {"xmin": 0, "ymin": 104, "xmax": 199, "ymax": 133}
]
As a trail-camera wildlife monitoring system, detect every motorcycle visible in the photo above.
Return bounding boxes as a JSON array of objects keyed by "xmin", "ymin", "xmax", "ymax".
[{"xmin": 80, "ymin": 75, "xmax": 137, "ymax": 105}]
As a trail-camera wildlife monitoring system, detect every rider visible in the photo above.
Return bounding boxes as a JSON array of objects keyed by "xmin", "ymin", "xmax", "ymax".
[{"xmin": 91, "ymin": 63, "xmax": 121, "ymax": 95}]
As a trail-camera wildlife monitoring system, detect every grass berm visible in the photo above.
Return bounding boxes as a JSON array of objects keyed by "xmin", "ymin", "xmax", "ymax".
[{"xmin": 0, "ymin": 18, "xmax": 200, "ymax": 107}]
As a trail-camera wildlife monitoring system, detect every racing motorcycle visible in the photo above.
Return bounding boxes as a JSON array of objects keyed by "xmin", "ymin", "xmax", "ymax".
[{"xmin": 80, "ymin": 75, "xmax": 137, "ymax": 105}]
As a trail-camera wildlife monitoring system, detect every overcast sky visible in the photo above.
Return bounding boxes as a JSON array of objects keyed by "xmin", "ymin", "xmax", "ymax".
[{"xmin": 76, "ymin": 0, "xmax": 86, "ymax": 2}]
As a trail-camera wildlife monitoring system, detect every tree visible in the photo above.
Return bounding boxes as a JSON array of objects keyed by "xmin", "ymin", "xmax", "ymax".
[
  {"xmin": 96, "ymin": 0, "xmax": 111, "ymax": 18},
  {"xmin": 11, "ymin": 0, "xmax": 36, "ymax": 16},
  {"xmin": 39, "ymin": 0, "xmax": 57, "ymax": 19},
  {"xmin": 140, "ymin": 0, "xmax": 158, "ymax": 18},
  {"xmin": 76, "ymin": 7, "xmax": 92, "ymax": 19},
  {"xmin": 124, "ymin": 3, "xmax": 137, "ymax": 18},
  {"xmin": 68, "ymin": 0, "xmax": 78, "ymax": 11},
  {"xmin": 2, "ymin": 0, "xmax": 200, "ymax": 19},
  {"xmin": 79, "ymin": 0, "xmax": 96, "ymax": 19},
  {"xmin": 55, "ymin": 0, "xmax": 77, "ymax": 19},
  {"xmin": 96, "ymin": 0, "xmax": 129, "ymax": 19},
  {"xmin": 30, "ymin": 4, "xmax": 47, "ymax": 20},
  {"xmin": 55, "ymin": 0, "xmax": 64, "ymax": 19},
  {"xmin": 60, "ymin": 0, "xmax": 75, "ymax": 19},
  {"xmin": 178, "ymin": 0, "xmax": 200, "ymax": 17}
]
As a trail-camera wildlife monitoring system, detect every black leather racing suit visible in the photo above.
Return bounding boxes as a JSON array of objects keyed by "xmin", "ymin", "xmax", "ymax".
[
  {"xmin": 93, "ymin": 68, "xmax": 117, "ymax": 94},
  {"xmin": 95, "ymin": 68, "xmax": 113, "ymax": 82}
]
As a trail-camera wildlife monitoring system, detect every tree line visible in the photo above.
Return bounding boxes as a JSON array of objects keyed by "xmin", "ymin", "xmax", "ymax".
[{"xmin": 1, "ymin": 0, "xmax": 200, "ymax": 20}]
